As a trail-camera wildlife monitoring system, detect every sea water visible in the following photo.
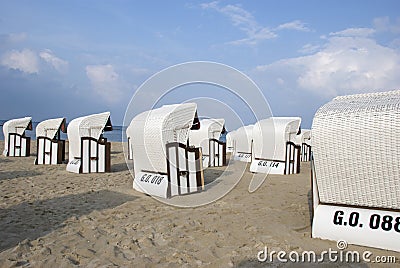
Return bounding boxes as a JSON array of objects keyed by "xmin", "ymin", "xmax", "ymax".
[
  {"xmin": 0, "ymin": 120, "xmax": 126, "ymax": 142},
  {"xmin": 0, "ymin": 120, "xmax": 227, "ymax": 143}
]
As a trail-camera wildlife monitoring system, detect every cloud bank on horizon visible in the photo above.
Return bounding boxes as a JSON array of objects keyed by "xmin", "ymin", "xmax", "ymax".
[
  {"xmin": 0, "ymin": 1, "xmax": 399, "ymax": 129},
  {"xmin": 255, "ymin": 25, "xmax": 400, "ymax": 98}
]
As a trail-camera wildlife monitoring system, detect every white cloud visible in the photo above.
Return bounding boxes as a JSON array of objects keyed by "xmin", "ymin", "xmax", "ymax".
[
  {"xmin": 7, "ymin": 32, "xmax": 27, "ymax": 43},
  {"xmin": 1, "ymin": 49, "xmax": 39, "ymax": 74},
  {"xmin": 229, "ymin": 28, "xmax": 276, "ymax": 46},
  {"xmin": 201, "ymin": 2, "xmax": 311, "ymax": 46},
  {"xmin": 330, "ymin": 28, "xmax": 375, "ymax": 37},
  {"xmin": 86, "ymin": 64, "xmax": 128, "ymax": 103},
  {"xmin": 39, "ymin": 49, "xmax": 68, "ymax": 73},
  {"xmin": 255, "ymin": 28, "xmax": 400, "ymax": 97},
  {"xmin": 201, "ymin": 2, "xmax": 276, "ymax": 45},
  {"xmin": 373, "ymin": 16, "xmax": 400, "ymax": 34},
  {"xmin": 276, "ymin": 20, "xmax": 310, "ymax": 32},
  {"xmin": 299, "ymin": 43, "xmax": 320, "ymax": 54},
  {"xmin": 130, "ymin": 67, "xmax": 150, "ymax": 75}
]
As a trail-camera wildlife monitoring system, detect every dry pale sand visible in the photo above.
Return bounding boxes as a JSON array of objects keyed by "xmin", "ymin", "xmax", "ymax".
[{"xmin": 0, "ymin": 141, "xmax": 399, "ymax": 267}]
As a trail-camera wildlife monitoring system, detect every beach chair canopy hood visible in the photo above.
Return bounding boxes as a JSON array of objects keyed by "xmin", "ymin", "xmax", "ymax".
[
  {"xmin": 67, "ymin": 112, "xmax": 112, "ymax": 160},
  {"xmin": 234, "ymin": 124, "xmax": 254, "ymax": 153},
  {"xmin": 312, "ymin": 90, "xmax": 400, "ymax": 210},
  {"xmin": 3, "ymin": 117, "xmax": 32, "ymax": 154},
  {"xmin": 252, "ymin": 117, "xmax": 301, "ymax": 162},
  {"xmin": 127, "ymin": 103, "xmax": 198, "ymax": 176},
  {"xmin": 295, "ymin": 129, "xmax": 311, "ymax": 146},
  {"xmin": 189, "ymin": 118, "xmax": 225, "ymax": 154},
  {"xmin": 36, "ymin": 118, "xmax": 66, "ymax": 139}
]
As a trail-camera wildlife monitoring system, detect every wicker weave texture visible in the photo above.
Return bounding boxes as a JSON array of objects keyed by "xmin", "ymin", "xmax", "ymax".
[
  {"xmin": 312, "ymin": 90, "xmax": 400, "ymax": 210},
  {"xmin": 79, "ymin": 112, "xmax": 111, "ymax": 140},
  {"xmin": 3, "ymin": 117, "xmax": 31, "ymax": 136},
  {"xmin": 36, "ymin": 118, "xmax": 65, "ymax": 139},
  {"xmin": 67, "ymin": 112, "xmax": 111, "ymax": 160}
]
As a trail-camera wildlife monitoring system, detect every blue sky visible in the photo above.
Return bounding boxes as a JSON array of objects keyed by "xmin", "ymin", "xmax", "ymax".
[{"xmin": 0, "ymin": 0, "xmax": 399, "ymax": 130}]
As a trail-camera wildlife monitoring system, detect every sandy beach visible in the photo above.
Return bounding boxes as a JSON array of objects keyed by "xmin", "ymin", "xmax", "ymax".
[{"xmin": 0, "ymin": 141, "xmax": 399, "ymax": 267}]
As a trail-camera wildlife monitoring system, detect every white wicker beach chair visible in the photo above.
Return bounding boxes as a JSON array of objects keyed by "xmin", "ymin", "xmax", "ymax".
[
  {"xmin": 226, "ymin": 130, "xmax": 235, "ymax": 153},
  {"xmin": 231, "ymin": 124, "xmax": 254, "ymax": 162},
  {"xmin": 250, "ymin": 117, "xmax": 301, "ymax": 174},
  {"xmin": 311, "ymin": 90, "xmax": 400, "ymax": 252},
  {"xmin": 66, "ymin": 112, "xmax": 112, "ymax": 173},
  {"xmin": 2, "ymin": 117, "xmax": 32, "ymax": 157},
  {"xmin": 127, "ymin": 103, "xmax": 204, "ymax": 198},
  {"xmin": 35, "ymin": 117, "xmax": 66, "ymax": 165},
  {"xmin": 295, "ymin": 129, "xmax": 311, "ymax": 162},
  {"xmin": 188, "ymin": 118, "xmax": 226, "ymax": 167}
]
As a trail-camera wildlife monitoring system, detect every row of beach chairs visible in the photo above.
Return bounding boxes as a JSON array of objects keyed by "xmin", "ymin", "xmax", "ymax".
[
  {"xmin": 2, "ymin": 112, "xmax": 112, "ymax": 174},
  {"xmin": 1, "ymin": 90, "xmax": 399, "ymax": 252}
]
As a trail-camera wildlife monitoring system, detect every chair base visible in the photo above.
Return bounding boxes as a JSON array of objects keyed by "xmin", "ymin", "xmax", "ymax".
[
  {"xmin": 311, "ymin": 160, "xmax": 400, "ymax": 252},
  {"xmin": 250, "ymin": 159, "xmax": 286, "ymax": 174},
  {"xmin": 133, "ymin": 142, "xmax": 204, "ymax": 198},
  {"xmin": 66, "ymin": 137, "xmax": 111, "ymax": 173},
  {"xmin": 35, "ymin": 137, "xmax": 65, "ymax": 165},
  {"xmin": 312, "ymin": 204, "xmax": 400, "ymax": 252},
  {"xmin": 66, "ymin": 159, "xmax": 81, "ymax": 173},
  {"xmin": 6, "ymin": 133, "xmax": 30, "ymax": 157},
  {"xmin": 250, "ymin": 141, "xmax": 300, "ymax": 175},
  {"xmin": 133, "ymin": 172, "xmax": 169, "ymax": 198},
  {"xmin": 233, "ymin": 152, "xmax": 252, "ymax": 162}
]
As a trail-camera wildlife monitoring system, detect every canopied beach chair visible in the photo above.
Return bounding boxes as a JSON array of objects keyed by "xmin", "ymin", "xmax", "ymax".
[
  {"xmin": 188, "ymin": 118, "xmax": 226, "ymax": 167},
  {"xmin": 250, "ymin": 117, "xmax": 301, "ymax": 175},
  {"xmin": 311, "ymin": 90, "xmax": 400, "ymax": 252},
  {"xmin": 35, "ymin": 117, "xmax": 66, "ymax": 165},
  {"xmin": 231, "ymin": 124, "xmax": 254, "ymax": 162},
  {"xmin": 295, "ymin": 129, "xmax": 311, "ymax": 162},
  {"xmin": 2, "ymin": 117, "xmax": 32, "ymax": 157},
  {"xmin": 66, "ymin": 112, "xmax": 112, "ymax": 173},
  {"xmin": 127, "ymin": 103, "xmax": 203, "ymax": 198},
  {"xmin": 226, "ymin": 130, "xmax": 235, "ymax": 153}
]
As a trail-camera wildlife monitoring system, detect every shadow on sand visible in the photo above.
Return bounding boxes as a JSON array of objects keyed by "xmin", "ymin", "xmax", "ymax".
[
  {"xmin": 0, "ymin": 170, "xmax": 43, "ymax": 181},
  {"xmin": 0, "ymin": 190, "xmax": 137, "ymax": 251},
  {"xmin": 111, "ymin": 162, "xmax": 129, "ymax": 173}
]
